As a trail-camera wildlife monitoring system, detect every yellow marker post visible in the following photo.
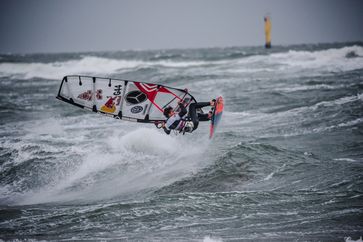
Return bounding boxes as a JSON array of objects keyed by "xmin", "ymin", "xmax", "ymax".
[{"xmin": 264, "ymin": 16, "xmax": 271, "ymax": 49}]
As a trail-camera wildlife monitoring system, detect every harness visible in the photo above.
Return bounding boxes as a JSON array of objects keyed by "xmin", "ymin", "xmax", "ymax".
[{"xmin": 166, "ymin": 114, "xmax": 187, "ymax": 131}]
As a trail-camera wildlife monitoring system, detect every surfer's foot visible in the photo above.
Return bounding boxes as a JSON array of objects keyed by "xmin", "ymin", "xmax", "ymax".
[{"xmin": 210, "ymin": 99, "xmax": 216, "ymax": 106}]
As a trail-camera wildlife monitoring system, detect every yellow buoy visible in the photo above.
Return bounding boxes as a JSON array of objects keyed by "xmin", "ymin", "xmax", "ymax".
[{"xmin": 264, "ymin": 16, "xmax": 271, "ymax": 49}]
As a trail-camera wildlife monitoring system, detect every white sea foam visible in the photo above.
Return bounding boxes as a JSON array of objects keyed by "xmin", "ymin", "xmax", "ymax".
[
  {"xmin": 267, "ymin": 45, "xmax": 363, "ymax": 72},
  {"xmin": 263, "ymin": 163, "xmax": 286, "ymax": 181},
  {"xmin": 312, "ymin": 94, "xmax": 362, "ymax": 109},
  {"xmin": 334, "ymin": 158, "xmax": 357, "ymax": 162},
  {"xmin": 0, "ymin": 56, "xmax": 140, "ymax": 79},
  {"xmin": 15, "ymin": 125, "xmax": 206, "ymax": 205},
  {"xmin": 273, "ymin": 93, "xmax": 362, "ymax": 115},
  {"xmin": 311, "ymin": 118, "xmax": 363, "ymax": 134},
  {"xmin": 273, "ymin": 84, "xmax": 341, "ymax": 93},
  {"xmin": 228, "ymin": 45, "xmax": 363, "ymax": 76},
  {"xmin": 1, "ymin": 46, "xmax": 362, "ymax": 81},
  {"xmin": 203, "ymin": 236, "xmax": 223, "ymax": 242},
  {"xmin": 345, "ymin": 236, "xmax": 363, "ymax": 242},
  {"xmin": 0, "ymin": 56, "xmax": 207, "ymax": 80}
]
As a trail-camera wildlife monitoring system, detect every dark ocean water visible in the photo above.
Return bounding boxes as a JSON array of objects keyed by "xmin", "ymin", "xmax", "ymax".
[{"xmin": 0, "ymin": 43, "xmax": 363, "ymax": 241}]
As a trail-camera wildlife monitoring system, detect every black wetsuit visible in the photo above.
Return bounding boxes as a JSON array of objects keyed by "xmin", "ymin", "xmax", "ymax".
[{"xmin": 188, "ymin": 102, "xmax": 210, "ymax": 130}]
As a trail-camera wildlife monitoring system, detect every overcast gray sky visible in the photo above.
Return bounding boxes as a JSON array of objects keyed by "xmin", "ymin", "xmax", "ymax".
[{"xmin": 0, "ymin": 0, "xmax": 362, "ymax": 54}]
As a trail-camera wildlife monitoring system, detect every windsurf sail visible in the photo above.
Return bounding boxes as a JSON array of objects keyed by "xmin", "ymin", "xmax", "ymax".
[{"xmin": 56, "ymin": 75, "xmax": 197, "ymax": 123}]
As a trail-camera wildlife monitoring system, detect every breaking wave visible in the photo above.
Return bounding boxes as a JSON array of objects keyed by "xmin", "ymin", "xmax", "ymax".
[
  {"xmin": 0, "ymin": 56, "xmax": 208, "ymax": 80},
  {"xmin": 1, "ymin": 122, "xmax": 207, "ymax": 205},
  {"xmin": 0, "ymin": 45, "xmax": 362, "ymax": 80},
  {"xmin": 267, "ymin": 45, "xmax": 363, "ymax": 72}
]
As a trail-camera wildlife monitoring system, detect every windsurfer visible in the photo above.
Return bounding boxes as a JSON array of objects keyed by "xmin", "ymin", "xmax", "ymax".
[{"xmin": 160, "ymin": 100, "xmax": 215, "ymax": 134}]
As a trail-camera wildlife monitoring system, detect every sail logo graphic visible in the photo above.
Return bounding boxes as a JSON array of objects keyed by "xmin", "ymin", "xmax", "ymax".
[
  {"xmin": 78, "ymin": 89, "xmax": 103, "ymax": 101},
  {"xmin": 134, "ymin": 81, "xmax": 177, "ymax": 113},
  {"xmin": 101, "ymin": 96, "xmax": 118, "ymax": 113},
  {"xmin": 131, "ymin": 106, "xmax": 143, "ymax": 114},
  {"xmin": 125, "ymin": 90, "xmax": 147, "ymax": 104},
  {"xmin": 138, "ymin": 83, "xmax": 158, "ymax": 92},
  {"xmin": 113, "ymin": 85, "xmax": 122, "ymax": 95}
]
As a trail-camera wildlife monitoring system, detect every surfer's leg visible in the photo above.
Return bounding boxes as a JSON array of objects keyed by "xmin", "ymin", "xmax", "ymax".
[
  {"xmin": 188, "ymin": 103, "xmax": 199, "ymax": 130},
  {"xmin": 198, "ymin": 113, "xmax": 210, "ymax": 122},
  {"xmin": 188, "ymin": 102, "xmax": 212, "ymax": 130},
  {"xmin": 194, "ymin": 102, "xmax": 211, "ymax": 109}
]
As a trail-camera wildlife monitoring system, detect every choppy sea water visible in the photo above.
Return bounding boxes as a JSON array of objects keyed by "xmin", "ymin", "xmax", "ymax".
[{"xmin": 0, "ymin": 43, "xmax": 363, "ymax": 241}]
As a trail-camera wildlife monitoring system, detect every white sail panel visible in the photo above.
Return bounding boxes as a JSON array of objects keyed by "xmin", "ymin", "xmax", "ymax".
[
  {"xmin": 57, "ymin": 75, "xmax": 197, "ymax": 123},
  {"xmin": 121, "ymin": 81, "xmax": 153, "ymax": 120}
]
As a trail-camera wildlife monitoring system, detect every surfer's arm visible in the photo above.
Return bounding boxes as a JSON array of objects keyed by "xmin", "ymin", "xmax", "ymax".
[
  {"xmin": 160, "ymin": 122, "xmax": 171, "ymax": 135},
  {"xmin": 163, "ymin": 126, "xmax": 171, "ymax": 135},
  {"xmin": 156, "ymin": 121, "xmax": 171, "ymax": 135},
  {"xmin": 178, "ymin": 102, "xmax": 187, "ymax": 118}
]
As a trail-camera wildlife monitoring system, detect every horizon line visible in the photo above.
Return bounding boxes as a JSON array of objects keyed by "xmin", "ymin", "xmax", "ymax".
[{"xmin": 1, "ymin": 40, "xmax": 363, "ymax": 56}]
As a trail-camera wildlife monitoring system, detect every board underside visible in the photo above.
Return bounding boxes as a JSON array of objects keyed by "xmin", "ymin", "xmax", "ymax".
[{"xmin": 209, "ymin": 96, "xmax": 224, "ymax": 138}]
